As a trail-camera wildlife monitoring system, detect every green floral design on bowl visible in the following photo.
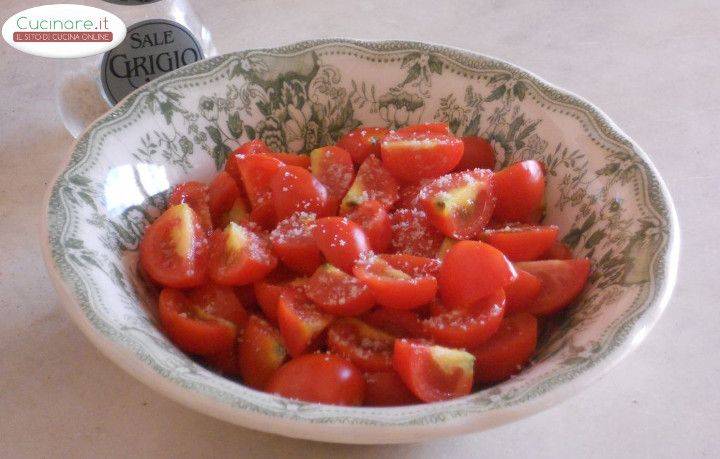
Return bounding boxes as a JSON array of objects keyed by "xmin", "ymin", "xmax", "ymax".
[{"xmin": 43, "ymin": 39, "xmax": 678, "ymax": 443}]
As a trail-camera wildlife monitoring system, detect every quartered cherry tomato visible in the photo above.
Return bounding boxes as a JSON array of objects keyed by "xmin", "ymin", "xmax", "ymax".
[
  {"xmin": 266, "ymin": 353, "xmax": 365, "ymax": 406},
  {"xmin": 471, "ymin": 313, "xmax": 537, "ymax": 384},
  {"xmin": 253, "ymin": 273, "xmax": 307, "ymax": 324},
  {"xmin": 480, "ymin": 225, "xmax": 559, "ymax": 261},
  {"xmin": 455, "ymin": 136, "xmax": 496, "ymax": 171},
  {"xmin": 363, "ymin": 370, "xmax": 420, "ymax": 406},
  {"xmin": 381, "ymin": 125, "xmax": 464, "ymax": 183},
  {"xmin": 424, "ymin": 290, "xmax": 506, "ymax": 348},
  {"xmin": 271, "ymin": 165, "xmax": 330, "ymax": 221},
  {"xmin": 346, "ymin": 200, "xmax": 392, "ymax": 253},
  {"xmin": 269, "ymin": 212, "xmax": 322, "ymax": 275},
  {"xmin": 306, "ymin": 264, "xmax": 375, "ymax": 316},
  {"xmin": 504, "ymin": 269, "xmax": 542, "ymax": 313},
  {"xmin": 418, "ymin": 169, "xmax": 495, "ymax": 239},
  {"xmin": 327, "ymin": 318, "xmax": 394, "ymax": 371},
  {"xmin": 208, "ymin": 172, "xmax": 241, "ymax": 228},
  {"xmin": 542, "ymin": 241, "xmax": 574, "ymax": 260},
  {"xmin": 514, "ymin": 259, "xmax": 590, "ymax": 315},
  {"xmin": 310, "ymin": 145, "xmax": 355, "ymax": 207},
  {"xmin": 393, "ymin": 339, "xmax": 474, "ymax": 402},
  {"xmin": 277, "ymin": 289, "xmax": 334, "ymax": 357},
  {"xmin": 389, "ymin": 208, "xmax": 444, "ymax": 257},
  {"xmin": 238, "ymin": 315, "xmax": 288, "ymax": 389},
  {"xmin": 340, "ymin": 155, "xmax": 399, "ymax": 214},
  {"xmin": 140, "ymin": 203, "xmax": 209, "ymax": 288},
  {"xmin": 439, "ymin": 241, "xmax": 516, "ymax": 308},
  {"xmin": 208, "ymin": 222, "xmax": 277, "ymax": 285},
  {"xmin": 362, "ymin": 308, "xmax": 426, "ymax": 338},
  {"xmin": 224, "ymin": 139, "xmax": 272, "ymax": 186},
  {"xmin": 336, "ymin": 127, "xmax": 389, "ymax": 165},
  {"xmin": 168, "ymin": 181, "xmax": 213, "ymax": 231},
  {"xmin": 492, "ymin": 160, "xmax": 545, "ymax": 224},
  {"xmin": 235, "ymin": 153, "xmax": 285, "ymax": 228},
  {"xmin": 353, "ymin": 254, "xmax": 439, "ymax": 310},
  {"xmin": 313, "ymin": 217, "xmax": 370, "ymax": 273}
]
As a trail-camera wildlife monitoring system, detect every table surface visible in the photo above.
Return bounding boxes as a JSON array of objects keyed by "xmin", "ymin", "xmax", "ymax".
[{"xmin": 1, "ymin": 0, "xmax": 718, "ymax": 457}]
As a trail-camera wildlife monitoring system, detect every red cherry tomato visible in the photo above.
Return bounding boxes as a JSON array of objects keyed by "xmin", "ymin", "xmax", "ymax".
[
  {"xmin": 418, "ymin": 169, "xmax": 495, "ymax": 239},
  {"xmin": 267, "ymin": 152, "xmax": 310, "ymax": 168},
  {"xmin": 396, "ymin": 181, "xmax": 427, "ymax": 210},
  {"xmin": 392, "ymin": 339, "xmax": 474, "ymax": 402},
  {"xmin": 340, "ymin": 155, "xmax": 399, "ymax": 214},
  {"xmin": 234, "ymin": 284, "xmax": 258, "ymax": 312},
  {"xmin": 208, "ymin": 223, "xmax": 278, "ymax": 285},
  {"xmin": 306, "ymin": 264, "xmax": 375, "ymax": 316},
  {"xmin": 504, "ymin": 269, "xmax": 542, "ymax": 313},
  {"xmin": 158, "ymin": 288, "xmax": 236, "ymax": 356},
  {"xmin": 362, "ymin": 308, "xmax": 426, "ymax": 338},
  {"xmin": 336, "ymin": 127, "xmax": 389, "ymax": 165},
  {"xmin": 310, "ymin": 146, "xmax": 355, "ymax": 205},
  {"xmin": 188, "ymin": 283, "xmax": 248, "ymax": 329},
  {"xmin": 277, "ymin": 289, "xmax": 334, "ymax": 357},
  {"xmin": 270, "ymin": 165, "xmax": 330, "ymax": 222},
  {"xmin": 353, "ymin": 254, "xmax": 439, "ymax": 310},
  {"xmin": 327, "ymin": 318, "xmax": 394, "ymax": 371},
  {"xmin": 253, "ymin": 274, "xmax": 307, "ymax": 324},
  {"xmin": 218, "ymin": 196, "xmax": 251, "ymax": 228},
  {"xmin": 140, "ymin": 204, "xmax": 209, "ymax": 288},
  {"xmin": 168, "ymin": 181, "xmax": 213, "ymax": 231},
  {"xmin": 389, "ymin": 208, "xmax": 444, "ymax": 257},
  {"xmin": 424, "ymin": 290, "xmax": 506, "ymax": 348},
  {"xmin": 235, "ymin": 153, "xmax": 285, "ymax": 228},
  {"xmin": 514, "ymin": 259, "xmax": 591, "ymax": 315},
  {"xmin": 363, "ymin": 370, "xmax": 420, "ymax": 406},
  {"xmin": 238, "ymin": 315, "xmax": 288, "ymax": 389},
  {"xmin": 266, "ymin": 353, "xmax": 365, "ymax": 406},
  {"xmin": 439, "ymin": 241, "xmax": 516, "ymax": 308},
  {"xmin": 492, "ymin": 160, "xmax": 545, "ymax": 224},
  {"xmin": 471, "ymin": 313, "xmax": 537, "ymax": 384},
  {"xmin": 269, "ymin": 212, "xmax": 322, "ymax": 275},
  {"xmin": 346, "ymin": 200, "xmax": 392, "ymax": 253},
  {"xmin": 455, "ymin": 136, "xmax": 496, "ymax": 171},
  {"xmin": 208, "ymin": 172, "xmax": 241, "ymax": 228},
  {"xmin": 480, "ymin": 225, "xmax": 559, "ymax": 261},
  {"xmin": 381, "ymin": 127, "xmax": 464, "ymax": 183},
  {"xmin": 542, "ymin": 241, "xmax": 574, "ymax": 260},
  {"xmin": 224, "ymin": 139, "xmax": 271, "ymax": 191},
  {"xmin": 205, "ymin": 346, "xmax": 242, "ymax": 377},
  {"xmin": 396, "ymin": 123, "xmax": 451, "ymax": 136},
  {"xmin": 313, "ymin": 217, "xmax": 371, "ymax": 273}
]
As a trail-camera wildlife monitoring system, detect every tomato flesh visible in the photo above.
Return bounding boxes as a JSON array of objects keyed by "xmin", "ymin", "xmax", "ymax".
[
  {"xmin": 542, "ymin": 241, "xmax": 574, "ymax": 260},
  {"xmin": 235, "ymin": 153, "xmax": 285, "ymax": 228},
  {"xmin": 354, "ymin": 254, "xmax": 438, "ymax": 310},
  {"xmin": 389, "ymin": 208, "xmax": 444, "ymax": 257},
  {"xmin": 269, "ymin": 212, "xmax": 322, "ymax": 275},
  {"xmin": 504, "ymin": 269, "xmax": 543, "ymax": 313},
  {"xmin": 238, "ymin": 315, "xmax": 288, "ymax": 389},
  {"xmin": 340, "ymin": 155, "xmax": 399, "ymax": 214},
  {"xmin": 514, "ymin": 259, "xmax": 591, "ymax": 315},
  {"xmin": 471, "ymin": 313, "xmax": 537, "ymax": 384},
  {"xmin": 306, "ymin": 264, "xmax": 375, "ymax": 316},
  {"xmin": 327, "ymin": 318, "xmax": 394, "ymax": 371},
  {"xmin": 346, "ymin": 200, "xmax": 392, "ymax": 253},
  {"xmin": 270, "ymin": 165, "xmax": 330, "ymax": 221},
  {"xmin": 313, "ymin": 217, "xmax": 371, "ymax": 273},
  {"xmin": 310, "ymin": 145, "xmax": 355, "ymax": 206},
  {"xmin": 424, "ymin": 290, "xmax": 506, "ymax": 348},
  {"xmin": 362, "ymin": 308, "xmax": 426, "ymax": 338},
  {"xmin": 381, "ymin": 128, "xmax": 464, "ymax": 183},
  {"xmin": 208, "ymin": 222, "xmax": 278, "ymax": 285},
  {"xmin": 253, "ymin": 274, "xmax": 307, "ymax": 324},
  {"xmin": 168, "ymin": 181, "xmax": 213, "ymax": 231},
  {"xmin": 480, "ymin": 225, "xmax": 559, "ymax": 261},
  {"xmin": 277, "ymin": 289, "xmax": 334, "ymax": 357}
]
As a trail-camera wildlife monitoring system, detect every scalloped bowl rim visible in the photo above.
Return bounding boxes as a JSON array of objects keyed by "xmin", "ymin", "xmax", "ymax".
[{"xmin": 40, "ymin": 38, "xmax": 680, "ymax": 444}]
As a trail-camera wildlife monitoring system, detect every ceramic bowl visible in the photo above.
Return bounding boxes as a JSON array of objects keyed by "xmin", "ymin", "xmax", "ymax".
[{"xmin": 41, "ymin": 39, "xmax": 679, "ymax": 444}]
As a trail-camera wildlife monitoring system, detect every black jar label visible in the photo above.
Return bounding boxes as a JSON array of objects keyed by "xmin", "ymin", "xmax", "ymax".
[{"xmin": 100, "ymin": 19, "xmax": 203, "ymax": 104}]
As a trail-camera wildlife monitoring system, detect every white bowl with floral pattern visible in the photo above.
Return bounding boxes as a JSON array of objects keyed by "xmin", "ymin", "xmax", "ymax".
[{"xmin": 41, "ymin": 39, "xmax": 679, "ymax": 444}]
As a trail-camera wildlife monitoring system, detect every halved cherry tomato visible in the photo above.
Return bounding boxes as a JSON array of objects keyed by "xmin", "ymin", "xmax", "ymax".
[
  {"xmin": 224, "ymin": 139, "xmax": 271, "ymax": 192},
  {"xmin": 306, "ymin": 264, "xmax": 375, "ymax": 316},
  {"xmin": 269, "ymin": 212, "xmax": 322, "ymax": 275},
  {"xmin": 424, "ymin": 290, "xmax": 506, "ymax": 348},
  {"xmin": 140, "ymin": 203, "xmax": 209, "ymax": 288},
  {"xmin": 208, "ymin": 172, "xmax": 241, "ymax": 228},
  {"xmin": 436, "ymin": 237, "xmax": 458, "ymax": 260},
  {"xmin": 353, "ymin": 254, "xmax": 438, "ymax": 310},
  {"xmin": 277, "ymin": 289, "xmax": 334, "ymax": 357},
  {"xmin": 270, "ymin": 165, "xmax": 330, "ymax": 221},
  {"xmin": 396, "ymin": 123, "xmax": 451, "ymax": 136},
  {"xmin": 363, "ymin": 370, "xmax": 420, "ymax": 406},
  {"xmin": 418, "ymin": 169, "xmax": 495, "ymax": 239},
  {"xmin": 504, "ymin": 269, "xmax": 542, "ymax": 313},
  {"xmin": 168, "ymin": 181, "xmax": 212, "ymax": 230},
  {"xmin": 205, "ymin": 346, "xmax": 242, "ymax": 377},
  {"xmin": 235, "ymin": 153, "xmax": 285, "ymax": 228},
  {"xmin": 208, "ymin": 222, "xmax": 277, "ymax": 285},
  {"xmin": 389, "ymin": 208, "xmax": 444, "ymax": 257},
  {"xmin": 310, "ymin": 146, "xmax": 354, "ymax": 206},
  {"xmin": 238, "ymin": 315, "xmax": 288, "ymax": 389},
  {"xmin": 340, "ymin": 155, "xmax": 399, "ymax": 214},
  {"xmin": 471, "ymin": 312, "xmax": 537, "ymax": 384},
  {"xmin": 268, "ymin": 152, "xmax": 310, "ymax": 168},
  {"xmin": 381, "ymin": 127, "xmax": 464, "ymax": 183},
  {"xmin": 455, "ymin": 136, "xmax": 496, "ymax": 171},
  {"xmin": 327, "ymin": 318, "xmax": 394, "ymax": 371},
  {"xmin": 346, "ymin": 200, "xmax": 392, "ymax": 253},
  {"xmin": 362, "ymin": 308, "xmax": 426, "ymax": 338},
  {"xmin": 188, "ymin": 283, "xmax": 248, "ymax": 329},
  {"xmin": 313, "ymin": 217, "xmax": 370, "ymax": 273},
  {"xmin": 393, "ymin": 339, "xmax": 474, "ymax": 402},
  {"xmin": 253, "ymin": 273, "xmax": 307, "ymax": 324},
  {"xmin": 266, "ymin": 353, "xmax": 365, "ymax": 406},
  {"xmin": 492, "ymin": 160, "xmax": 545, "ymax": 224},
  {"xmin": 220, "ymin": 196, "xmax": 251, "ymax": 228},
  {"xmin": 158, "ymin": 288, "xmax": 236, "ymax": 356},
  {"xmin": 480, "ymin": 225, "xmax": 559, "ymax": 261},
  {"xmin": 396, "ymin": 181, "xmax": 426, "ymax": 210},
  {"xmin": 514, "ymin": 259, "xmax": 591, "ymax": 315},
  {"xmin": 439, "ymin": 241, "xmax": 516, "ymax": 308},
  {"xmin": 336, "ymin": 127, "xmax": 389, "ymax": 165},
  {"xmin": 542, "ymin": 241, "xmax": 574, "ymax": 260}
]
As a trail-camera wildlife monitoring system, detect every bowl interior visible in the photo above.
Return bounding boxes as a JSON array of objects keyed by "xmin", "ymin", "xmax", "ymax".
[{"xmin": 45, "ymin": 40, "xmax": 676, "ymax": 439}]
